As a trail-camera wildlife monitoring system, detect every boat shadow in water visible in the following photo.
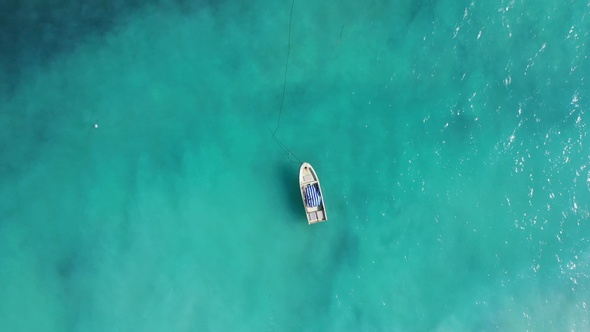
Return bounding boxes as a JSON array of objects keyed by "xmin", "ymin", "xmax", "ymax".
[{"xmin": 279, "ymin": 162, "xmax": 304, "ymax": 223}]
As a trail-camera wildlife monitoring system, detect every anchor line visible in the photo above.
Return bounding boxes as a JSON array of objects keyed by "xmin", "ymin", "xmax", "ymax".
[{"xmin": 271, "ymin": 0, "xmax": 302, "ymax": 165}]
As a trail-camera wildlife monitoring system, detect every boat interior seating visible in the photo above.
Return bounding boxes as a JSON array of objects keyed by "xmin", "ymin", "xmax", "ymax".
[{"xmin": 308, "ymin": 211, "xmax": 324, "ymax": 222}]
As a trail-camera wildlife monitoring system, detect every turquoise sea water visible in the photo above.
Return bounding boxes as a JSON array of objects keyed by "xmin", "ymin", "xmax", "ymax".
[{"xmin": 1, "ymin": 0, "xmax": 589, "ymax": 330}]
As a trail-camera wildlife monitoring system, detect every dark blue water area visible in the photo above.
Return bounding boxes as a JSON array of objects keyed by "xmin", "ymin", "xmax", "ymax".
[{"xmin": 0, "ymin": 0, "xmax": 225, "ymax": 94}]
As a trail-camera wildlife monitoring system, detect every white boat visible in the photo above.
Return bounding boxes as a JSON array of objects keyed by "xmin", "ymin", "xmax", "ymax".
[{"xmin": 299, "ymin": 162, "xmax": 327, "ymax": 224}]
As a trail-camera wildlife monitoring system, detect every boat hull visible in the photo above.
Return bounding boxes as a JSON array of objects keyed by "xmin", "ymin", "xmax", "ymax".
[{"xmin": 299, "ymin": 162, "xmax": 328, "ymax": 224}]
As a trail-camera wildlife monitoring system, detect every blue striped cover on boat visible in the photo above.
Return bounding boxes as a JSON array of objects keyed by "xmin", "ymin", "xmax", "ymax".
[{"xmin": 305, "ymin": 183, "xmax": 322, "ymax": 207}]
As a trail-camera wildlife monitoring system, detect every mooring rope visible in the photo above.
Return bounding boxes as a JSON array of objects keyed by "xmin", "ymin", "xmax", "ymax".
[{"xmin": 270, "ymin": 0, "xmax": 302, "ymax": 165}]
